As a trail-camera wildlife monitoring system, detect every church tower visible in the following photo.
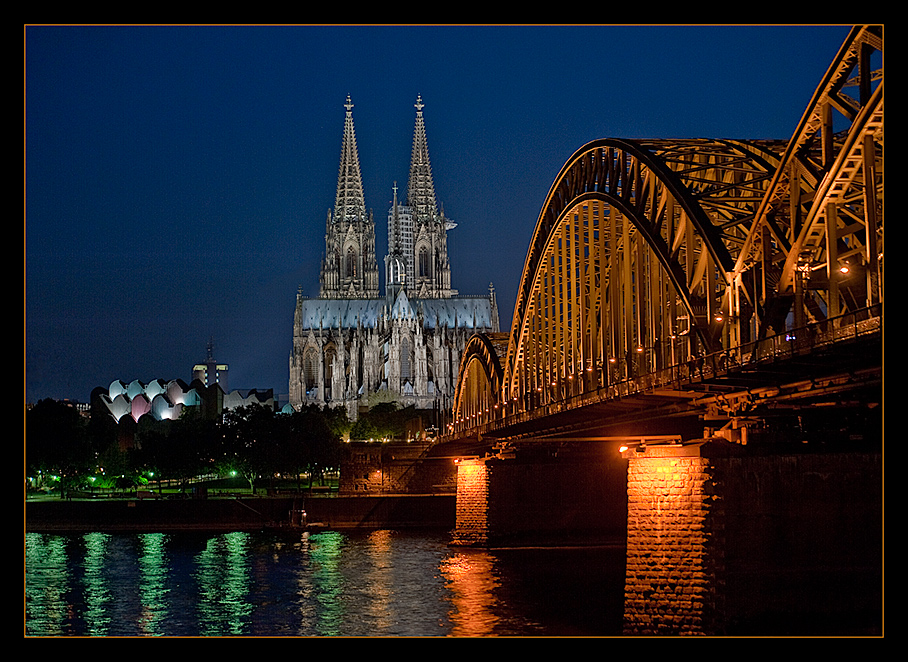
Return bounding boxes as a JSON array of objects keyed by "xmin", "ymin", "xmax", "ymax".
[
  {"xmin": 386, "ymin": 95, "xmax": 456, "ymax": 299},
  {"xmin": 320, "ymin": 95, "xmax": 380, "ymax": 299},
  {"xmin": 291, "ymin": 95, "xmax": 498, "ymax": 417}
]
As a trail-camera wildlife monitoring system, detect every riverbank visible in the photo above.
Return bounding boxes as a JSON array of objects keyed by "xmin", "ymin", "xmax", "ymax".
[{"xmin": 25, "ymin": 494, "xmax": 456, "ymax": 533}]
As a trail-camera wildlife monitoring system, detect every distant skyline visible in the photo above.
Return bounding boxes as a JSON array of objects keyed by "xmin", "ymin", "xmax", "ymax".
[{"xmin": 25, "ymin": 24, "xmax": 854, "ymax": 403}]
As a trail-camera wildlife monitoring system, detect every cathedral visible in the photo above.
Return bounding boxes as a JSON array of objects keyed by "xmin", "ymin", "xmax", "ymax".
[{"xmin": 289, "ymin": 96, "xmax": 499, "ymax": 420}]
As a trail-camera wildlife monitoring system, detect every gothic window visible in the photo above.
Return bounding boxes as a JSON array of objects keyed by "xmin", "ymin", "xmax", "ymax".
[
  {"xmin": 400, "ymin": 337, "xmax": 411, "ymax": 381},
  {"xmin": 325, "ymin": 347, "xmax": 336, "ymax": 384},
  {"xmin": 346, "ymin": 247, "xmax": 357, "ymax": 278},
  {"xmin": 303, "ymin": 348, "xmax": 318, "ymax": 391},
  {"xmin": 418, "ymin": 247, "xmax": 430, "ymax": 278}
]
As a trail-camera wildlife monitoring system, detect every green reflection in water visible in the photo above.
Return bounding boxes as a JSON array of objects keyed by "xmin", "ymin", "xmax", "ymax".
[
  {"xmin": 308, "ymin": 531, "xmax": 347, "ymax": 636},
  {"xmin": 137, "ymin": 533, "xmax": 169, "ymax": 636},
  {"xmin": 83, "ymin": 532, "xmax": 112, "ymax": 636},
  {"xmin": 25, "ymin": 533, "xmax": 70, "ymax": 636},
  {"xmin": 195, "ymin": 532, "xmax": 253, "ymax": 636}
]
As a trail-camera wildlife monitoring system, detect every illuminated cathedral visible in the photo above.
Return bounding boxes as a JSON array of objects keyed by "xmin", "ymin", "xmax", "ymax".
[{"xmin": 289, "ymin": 96, "xmax": 499, "ymax": 419}]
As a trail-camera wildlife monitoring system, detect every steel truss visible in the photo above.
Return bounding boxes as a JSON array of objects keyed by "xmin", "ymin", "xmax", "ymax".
[{"xmin": 452, "ymin": 26, "xmax": 882, "ymax": 432}]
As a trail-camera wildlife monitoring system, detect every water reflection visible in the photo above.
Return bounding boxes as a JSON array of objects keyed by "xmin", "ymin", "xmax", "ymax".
[
  {"xmin": 137, "ymin": 533, "xmax": 168, "ymax": 636},
  {"xmin": 25, "ymin": 530, "xmax": 624, "ymax": 637},
  {"xmin": 196, "ymin": 532, "xmax": 253, "ymax": 635},
  {"xmin": 24, "ymin": 534, "xmax": 69, "ymax": 636},
  {"xmin": 83, "ymin": 532, "xmax": 112, "ymax": 635},
  {"xmin": 440, "ymin": 551, "xmax": 502, "ymax": 637},
  {"xmin": 308, "ymin": 530, "xmax": 346, "ymax": 635},
  {"xmin": 363, "ymin": 530, "xmax": 394, "ymax": 632}
]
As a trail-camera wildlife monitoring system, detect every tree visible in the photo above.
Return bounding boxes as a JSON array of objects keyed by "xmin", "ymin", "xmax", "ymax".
[
  {"xmin": 284, "ymin": 405, "xmax": 346, "ymax": 489},
  {"xmin": 221, "ymin": 403, "xmax": 278, "ymax": 493},
  {"xmin": 350, "ymin": 401, "xmax": 414, "ymax": 440},
  {"xmin": 26, "ymin": 399, "xmax": 92, "ymax": 495}
]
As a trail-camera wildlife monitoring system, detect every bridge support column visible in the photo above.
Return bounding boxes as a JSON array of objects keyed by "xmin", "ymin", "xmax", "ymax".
[
  {"xmin": 451, "ymin": 458, "xmax": 491, "ymax": 546},
  {"xmin": 451, "ymin": 443, "xmax": 628, "ymax": 547},
  {"xmin": 622, "ymin": 440, "xmax": 728, "ymax": 635},
  {"xmin": 621, "ymin": 439, "xmax": 882, "ymax": 635}
]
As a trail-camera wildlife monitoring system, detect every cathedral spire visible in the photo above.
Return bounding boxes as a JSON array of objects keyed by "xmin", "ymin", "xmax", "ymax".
[
  {"xmin": 291, "ymin": 94, "xmax": 498, "ymax": 415},
  {"xmin": 406, "ymin": 94, "xmax": 439, "ymax": 223},
  {"xmin": 334, "ymin": 95, "xmax": 367, "ymax": 223},
  {"xmin": 390, "ymin": 95, "xmax": 455, "ymax": 299},
  {"xmin": 320, "ymin": 95, "xmax": 379, "ymax": 299}
]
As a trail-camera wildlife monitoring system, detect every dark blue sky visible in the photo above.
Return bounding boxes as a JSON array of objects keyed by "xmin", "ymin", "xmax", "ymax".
[{"xmin": 25, "ymin": 24, "xmax": 852, "ymax": 404}]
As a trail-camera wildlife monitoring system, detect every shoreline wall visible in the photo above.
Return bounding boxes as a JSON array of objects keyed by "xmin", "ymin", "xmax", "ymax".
[{"xmin": 25, "ymin": 494, "xmax": 456, "ymax": 533}]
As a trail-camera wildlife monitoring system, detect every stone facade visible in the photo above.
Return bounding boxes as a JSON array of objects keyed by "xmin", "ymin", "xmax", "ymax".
[
  {"xmin": 339, "ymin": 440, "xmax": 457, "ymax": 495},
  {"xmin": 622, "ymin": 444, "xmax": 725, "ymax": 636},
  {"xmin": 622, "ymin": 440, "xmax": 882, "ymax": 636},
  {"xmin": 289, "ymin": 96, "xmax": 498, "ymax": 419},
  {"xmin": 451, "ymin": 443, "xmax": 629, "ymax": 547}
]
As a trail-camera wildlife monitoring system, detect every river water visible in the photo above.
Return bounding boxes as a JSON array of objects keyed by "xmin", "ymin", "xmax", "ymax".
[{"xmin": 25, "ymin": 529, "xmax": 627, "ymax": 637}]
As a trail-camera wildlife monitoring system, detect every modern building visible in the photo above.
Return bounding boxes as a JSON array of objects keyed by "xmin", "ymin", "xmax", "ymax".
[
  {"xmin": 192, "ymin": 339, "xmax": 229, "ymax": 393},
  {"xmin": 289, "ymin": 96, "xmax": 499, "ymax": 420},
  {"xmin": 93, "ymin": 378, "xmax": 275, "ymax": 424}
]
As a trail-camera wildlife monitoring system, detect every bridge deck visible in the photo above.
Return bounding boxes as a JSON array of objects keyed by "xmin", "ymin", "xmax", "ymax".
[{"xmin": 444, "ymin": 310, "xmax": 880, "ymax": 445}]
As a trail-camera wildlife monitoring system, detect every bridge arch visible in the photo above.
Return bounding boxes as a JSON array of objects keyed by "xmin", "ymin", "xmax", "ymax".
[
  {"xmin": 451, "ymin": 332, "xmax": 508, "ymax": 429},
  {"xmin": 449, "ymin": 25, "xmax": 882, "ymax": 436},
  {"xmin": 503, "ymin": 136, "xmax": 787, "ymax": 407},
  {"xmin": 737, "ymin": 25, "xmax": 883, "ymax": 328}
]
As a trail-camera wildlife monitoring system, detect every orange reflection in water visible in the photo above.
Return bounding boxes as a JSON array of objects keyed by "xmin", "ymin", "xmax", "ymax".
[
  {"xmin": 362, "ymin": 529, "xmax": 395, "ymax": 632},
  {"xmin": 440, "ymin": 550, "xmax": 501, "ymax": 637}
]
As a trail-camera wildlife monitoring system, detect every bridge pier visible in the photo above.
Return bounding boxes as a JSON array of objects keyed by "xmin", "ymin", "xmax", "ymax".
[
  {"xmin": 621, "ymin": 440, "xmax": 728, "ymax": 635},
  {"xmin": 450, "ymin": 435, "xmax": 881, "ymax": 635},
  {"xmin": 451, "ymin": 441, "xmax": 628, "ymax": 548},
  {"xmin": 621, "ymin": 439, "xmax": 882, "ymax": 635}
]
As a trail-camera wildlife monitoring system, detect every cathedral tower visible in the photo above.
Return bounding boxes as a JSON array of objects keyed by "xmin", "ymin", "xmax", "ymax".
[
  {"xmin": 291, "ymin": 95, "xmax": 498, "ymax": 418},
  {"xmin": 320, "ymin": 96, "xmax": 380, "ymax": 299},
  {"xmin": 386, "ymin": 95, "xmax": 456, "ymax": 299}
]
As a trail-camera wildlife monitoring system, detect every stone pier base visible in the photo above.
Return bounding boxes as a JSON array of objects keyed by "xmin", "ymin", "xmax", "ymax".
[
  {"xmin": 452, "ymin": 443, "xmax": 628, "ymax": 547},
  {"xmin": 452, "ymin": 458, "xmax": 491, "ymax": 546},
  {"xmin": 622, "ymin": 439, "xmax": 882, "ymax": 636},
  {"xmin": 622, "ymin": 441, "xmax": 726, "ymax": 635},
  {"xmin": 451, "ymin": 438, "xmax": 881, "ymax": 635}
]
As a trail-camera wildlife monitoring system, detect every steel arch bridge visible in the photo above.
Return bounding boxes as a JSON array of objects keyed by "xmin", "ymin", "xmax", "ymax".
[{"xmin": 450, "ymin": 25, "xmax": 882, "ymax": 441}]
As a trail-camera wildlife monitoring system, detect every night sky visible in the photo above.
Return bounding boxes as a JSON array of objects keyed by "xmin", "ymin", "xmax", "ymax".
[{"xmin": 25, "ymin": 24, "xmax": 852, "ymax": 404}]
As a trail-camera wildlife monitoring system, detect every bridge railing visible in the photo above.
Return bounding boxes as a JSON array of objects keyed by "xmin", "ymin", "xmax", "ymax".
[
  {"xmin": 448, "ymin": 304, "xmax": 881, "ymax": 437},
  {"xmin": 734, "ymin": 304, "xmax": 881, "ymax": 367}
]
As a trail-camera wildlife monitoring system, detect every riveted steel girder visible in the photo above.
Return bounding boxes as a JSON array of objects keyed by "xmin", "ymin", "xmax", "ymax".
[{"xmin": 450, "ymin": 25, "xmax": 882, "ymax": 438}]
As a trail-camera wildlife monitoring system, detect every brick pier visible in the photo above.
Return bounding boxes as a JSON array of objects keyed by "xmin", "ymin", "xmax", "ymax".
[
  {"xmin": 622, "ymin": 441, "xmax": 726, "ymax": 635},
  {"xmin": 453, "ymin": 438, "xmax": 882, "ymax": 635}
]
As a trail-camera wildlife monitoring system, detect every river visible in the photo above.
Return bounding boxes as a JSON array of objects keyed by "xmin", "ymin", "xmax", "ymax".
[{"xmin": 25, "ymin": 529, "xmax": 627, "ymax": 637}]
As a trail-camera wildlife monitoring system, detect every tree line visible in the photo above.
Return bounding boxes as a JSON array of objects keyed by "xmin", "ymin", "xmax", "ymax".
[{"xmin": 25, "ymin": 399, "xmax": 421, "ymax": 496}]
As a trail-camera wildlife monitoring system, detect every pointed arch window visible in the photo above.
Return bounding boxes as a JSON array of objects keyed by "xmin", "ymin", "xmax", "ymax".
[
  {"xmin": 325, "ymin": 346, "xmax": 336, "ymax": 385},
  {"xmin": 346, "ymin": 246, "xmax": 357, "ymax": 278},
  {"xmin": 418, "ymin": 247, "xmax": 430, "ymax": 278},
  {"xmin": 303, "ymin": 348, "xmax": 318, "ymax": 391},
  {"xmin": 400, "ymin": 337, "xmax": 412, "ymax": 381}
]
